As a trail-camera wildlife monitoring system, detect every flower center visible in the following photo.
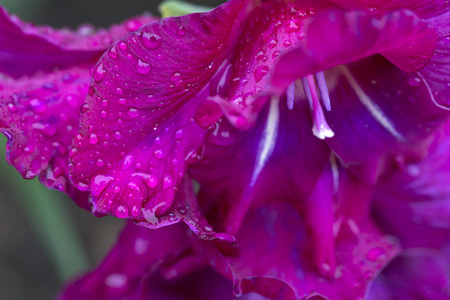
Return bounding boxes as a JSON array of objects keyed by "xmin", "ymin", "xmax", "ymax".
[{"xmin": 288, "ymin": 71, "xmax": 334, "ymax": 140}]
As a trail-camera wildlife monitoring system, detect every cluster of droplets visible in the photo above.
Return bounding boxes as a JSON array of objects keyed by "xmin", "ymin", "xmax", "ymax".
[{"xmin": 1, "ymin": 70, "xmax": 89, "ymax": 192}]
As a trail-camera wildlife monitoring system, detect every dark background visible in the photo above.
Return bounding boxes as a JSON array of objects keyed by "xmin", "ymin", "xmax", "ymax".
[{"xmin": 0, "ymin": 0, "xmax": 224, "ymax": 299}]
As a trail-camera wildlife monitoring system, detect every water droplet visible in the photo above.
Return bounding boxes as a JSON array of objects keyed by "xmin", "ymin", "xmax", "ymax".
[
  {"xmin": 115, "ymin": 204, "xmax": 129, "ymax": 218},
  {"xmin": 89, "ymin": 133, "xmax": 99, "ymax": 144},
  {"xmin": 255, "ymin": 50, "xmax": 265, "ymax": 61},
  {"xmin": 131, "ymin": 205, "xmax": 140, "ymax": 217},
  {"xmin": 283, "ymin": 40, "xmax": 292, "ymax": 47},
  {"xmin": 254, "ymin": 65, "xmax": 269, "ymax": 82},
  {"xmin": 162, "ymin": 174, "xmax": 173, "ymax": 189},
  {"xmin": 128, "ymin": 107, "xmax": 139, "ymax": 118},
  {"xmin": 136, "ymin": 59, "xmax": 150, "ymax": 74},
  {"xmin": 408, "ymin": 77, "xmax": 422, "ymax": 87},
  {"xmin": 109, "ymin": 46, "xmax": 118, "ymax": 59},
  {"xmin": 102, "ymin": 99, "xmax": 108, "ymax": 106},
  {"xmin": 154, "ymin": 150, "xmax": 165, "ymax": 159},
  {"xmin": 174, "ymin": 129, "xmax": 183, "ymax": 139},
  {"xmin": 141, "ymin": 33, "xmax": 162, "ymax": 49},
  {"xmin": 114, "ymin": 131, "xmax": 122, "ymax": 140},
  {"xmin": 285, "ymin": 20, "xmax": 300, "ymax": 33},
  {"xmin": 122, "ymin": 154, "xmax": 135, "ymax": 169},
  {"xmin": 30, "ymin": 98, "xmax": 46, "ymax": 113},
  {"xmin": 115, "ymin": 87, "xmax": 123, "ymax": 94},
  {"xmin": 119, "ymin": 41, "xmax": 128, "ymax": 50},
  {"xmin": 366, "ymin": 247, "xmax": 386, "ymax": 262},
  {"xmin": 96, "ymin": 159, "xmax": 104, "ymax": 167},
  {"xmin": 267, "ymin": 39, "xmax": 278, "ymax": 49},
  {"xmin": 88, "ymin": 86, "xmax": 95, "ymax": 96},
  {"xmin": 93, "ymin": 63, "xmax": 107, "ymax": 82},
  {"xmin": 177, "ymin": 26, "xmax": 186, "ymax": 36},
  {"xmin": 101, "ymin": 110, "xmax": 107, "ymax": 117},
  {"xmin": 146, "ymin": 174, "xmax": 158, "ymax": 188},
  {"xmin": 118, "ymin": 98, "xmax": 126, "ymax": 105}
]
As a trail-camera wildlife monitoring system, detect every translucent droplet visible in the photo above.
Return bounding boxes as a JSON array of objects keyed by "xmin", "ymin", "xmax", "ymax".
[
  {"xmin": 119, "ymin": 41, "xmax": 128, "ymax": 50},
  {"xmin": 136, "ymin": 59, "xmax": 150, "ymax": 74},
  {"xmin": 93, "ymin": 63, "xmax": 107, "ymax": 82},
  {"xmin": 366, "ymin": 247, "xmax": 386, "ymax": 262},
  {"xmin": 146, "ymin": 174, "xmax": 158, "ymax": 188},
  {"xmin": 177, "ymin": 26, "xmax": 186, "ymax": 36},
  {"xmin": 108, "ymin": 46, "xmax": 118, "ymax": 59},
  {"xmin": 285, "ymin": 20, "xmax": 300, "ymax": 33},
  {"xmin": 115, "ymin": 205, "xmax": 129, "ymax": 218},
  {"xmin": 408, "ymin": 77, "xmax": 422, "ymax": 87},
  {"xmin": 131, "ymin": 205, "xmax": 140, "ymax": 217},
  {"xmin": 162, "ymin": 174, "xmax": 173, "ymax": 189},
  {"xmin": 115, "ymin": 87, "xmax": 123, "ymax": 95},
  {"xmin": 154, "ymin": 149, "xmax": 164, "ymax": 159},
  {"xmin": 89, "ymin": 133, "xmax": 99, "ymax": 144},
  {"xmin": 267, "ymin": 39, "xmax": 278, "ymax": 49},
  {"xmin": 141, "ymin": 33, "xmax": 162, "ymax": 49},
  {"xmin": 254, "ymin": 65, "xmax": 269, "ymax": 82},
  {"xmin": 128, "ymin": 107, "xmax": 139, "ymax": 118}
]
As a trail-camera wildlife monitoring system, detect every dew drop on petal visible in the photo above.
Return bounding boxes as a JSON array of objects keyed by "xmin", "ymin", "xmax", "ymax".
[
  {"xmin": 93, "ymin": 64, "xmax": 107, "ymax": 82},
  {"xmin": 89, "ymin": 133, "xmax": 99, "ymax": 144},
  {"xmin": 162, "ymin": 174, "xmax": 173, "ymax": 189},
  {"xmin": 119, "ymin": 41, "xmax": 128, "ymax": 49},
  {"xmin": 115, "ymin": 205, "xmax": 129, "ymax": 218},
  {"xmin": 177, "ymin": 26, "xmax": 186, "ymax": 36},
  {"xmin": 136, "ymin": 59, "xmax": 150, "ymax": 74},
  {"xmin": 141, "ymin": 32, "xmax": 162, "ymax": 49},
  {"xmin": 285, "ymin": 20, "xmax": 300, "ymax": 33},
  {"xmin": 115, "ymin": 87, "xmax": 123, "ymax": 95},
  {"xmin": 366, "ymin": 247, "xmax": 386, "ymax": 262},
  {"xmin": 408, "ymin": 77, "xmax": 422, "ymax": 87},
  {"xmin": 254, "ymin": 65, "xmax": 269, "ymax": 82},
  {"xmin": 131, "ymin": 205, "xmax": 140, "ymax": 217},
  {"xmin": 267, "ymin": 39, "xmax": 278, "ymax": 49},
  {"xmin": 146, "ymin": 175, "xmax": 158, "ymax": 188},
  {"xmin": 109, "ymin": 46, "xmax": 118, "ymax": 59}
]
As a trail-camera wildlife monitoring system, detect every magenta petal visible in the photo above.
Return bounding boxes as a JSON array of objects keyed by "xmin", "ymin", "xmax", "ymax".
[
  {"xmin": 373, "ymin": 120, "xmax": 450, "ymax": 248},
  {"xmin": 367, "ymin": 250, "xmax": 450, "ymax": 300},
  {"xmin": 202, "ymin": 201, "xmax": 398, "ymax": 300},
  {"xmin": 271, "ymin": 10, "xmax": 436, "ymax": 89},
  {"xmin": 326, "ymin": 0, "xmax": 450, "ymax": 19},
  {"xmin": 323, "ymin": 56, "xmax": 448, "ymax": 181},
  {"xmin": 191, "ymin": 101, "xmax": 330, "ymax": 235},
  {"xmin": 70, "ymin": 0, "xmax": 249, "ymax": 219},
  {"xmin": 60, "ymin": 222, "xmax": 190, "ymax": 300},
  {"xmin": 0, "ymin": 6, "xmax": 157, "ymax": 78},
  {"xmin": 0, "ymin": 67, "xmax": 92, "ymax": 209}
]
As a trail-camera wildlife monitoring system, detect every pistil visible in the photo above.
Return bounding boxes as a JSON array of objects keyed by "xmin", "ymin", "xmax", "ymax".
[{"xmin": 302, "ymin": 74, "xmax": 334, "ymax": 140}]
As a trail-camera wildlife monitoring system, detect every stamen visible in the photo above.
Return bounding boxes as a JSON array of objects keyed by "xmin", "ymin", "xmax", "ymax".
[
  {"xmin": 315, "ymin": 71, "xmax": 331, "ymax": 111},
  {"xmin": 286, "ymin": 82, "xmax": 295, "ymax": 110},
  {"xmin": 303, "ymin": 75, "xmax": 334, "ymax": 140}
]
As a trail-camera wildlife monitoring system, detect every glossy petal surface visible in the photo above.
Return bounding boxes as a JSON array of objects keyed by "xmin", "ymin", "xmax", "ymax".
[
  {"xmin": 0, "ymin": 7, "xmax": 157, "ymax": 78},
  {"xmin": 272, "ymin": 10, "xmax": 436, "ymax": 89},
  {"xmin": 70, "ymin": 0, "xmax": 250, "ymax": 219},
  {"xmin": 0, "ymin": 67, "xmax": 91, "ymax": 208}
]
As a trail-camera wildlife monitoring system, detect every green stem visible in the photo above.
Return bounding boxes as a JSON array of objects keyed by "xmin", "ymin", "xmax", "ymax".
[{"xmin": 0, "ymin": 136, "xmax": 90, "ymax": 281}]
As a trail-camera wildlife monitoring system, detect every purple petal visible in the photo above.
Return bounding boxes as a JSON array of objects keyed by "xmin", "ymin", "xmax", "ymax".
[
  {"xmin": 70, "ymin": 0, "xmax": 250, "ymax": 219},
  {"xmin": 325, "ymin": 0, "xmax": 450, "ymax": 19},
  {"xmin": 60, "ymin": 222, "xmax": 191, "ymax": 299},
  {"xmin": 191, "ymin": 100, "xmax": 330, "ymax": 235},
  {"xmin": 366, "ymin": 250, "xmax": 450, "ymax": 300},
  {"xmin": 0, "ymin": 67, "xmax": 92, "ymax": 209},
  {"xmin": 201, "ymin": 200, "xmax": 399, "ymax": 299},
  {"xmin": 373, "ymin": 120, "xmax": 450, "ymax": 248},
  {"xmin": 0, "ymin": 6, "xmax": 157, "ymax": 78},
  {"xmin": 271, "ymin": 10, "xmax": 437, "ymax": 89},
  {"xmin": 323, "ymin": 56, "xmax": 449, "ymax": 182}
]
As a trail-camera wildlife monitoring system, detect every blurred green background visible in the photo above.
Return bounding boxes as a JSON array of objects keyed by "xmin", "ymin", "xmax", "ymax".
[{"xmin": 0, "ymin": 0, "xmax": 224, "ymax": 299}]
